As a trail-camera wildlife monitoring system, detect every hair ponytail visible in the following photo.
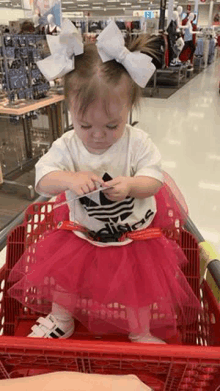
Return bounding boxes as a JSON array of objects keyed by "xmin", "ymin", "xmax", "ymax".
[{"xmin": 125, "ymin": 33, "xmax": 163, "ymax": 68}]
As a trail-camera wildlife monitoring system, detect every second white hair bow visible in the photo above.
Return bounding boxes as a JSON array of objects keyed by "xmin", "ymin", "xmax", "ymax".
[
  {"xmin": 37, "ymin": 19, "xmax": 84, "ymax": 81},
  {"xmin": 96, "ymin": 21, "xmax": 156, "ymax": 88}
]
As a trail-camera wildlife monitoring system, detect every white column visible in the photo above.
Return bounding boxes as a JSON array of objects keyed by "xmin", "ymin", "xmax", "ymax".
[
  {"xmin": 85, "ymin": 16, "xmax": 89, "ymax": 33},
  {"xmin": 167, "ymin": 0, "xmax": 174, "ymax": 26},
  {"xmin": 194, "ymin": 0, "xmax": 199, "ymax": 14},
  {"xmin": 208, "ymin": 0, "xmax": 214, "ymax": 27}
]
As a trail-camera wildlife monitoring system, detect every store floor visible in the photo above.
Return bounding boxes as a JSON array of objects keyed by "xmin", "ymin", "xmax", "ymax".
[
  {"xmin": 0, "ymin": 58, "xmax": 220, "ymax": 269},
  {"xmin": 132, "ymin": 57, "xmax": 220, "ymax": 254}
]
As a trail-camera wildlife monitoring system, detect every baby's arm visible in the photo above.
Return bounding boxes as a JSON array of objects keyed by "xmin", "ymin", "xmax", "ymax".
[
  {"xmin": 128, "ymin": 176, "xmax": 162, "ymax": 199},
  {"xmin": 105, "ymin": 131, "xmax": 163, "ymax": 201},
  {"xmin": 35, "ymin": 135, "xmax": 104, "ymax": 197},
  {"xmin": 104, "ymin": 175, "xmax": 162, "ymax": 201},
  {"xmin": 129, "ymin": 130, "xmax": 164, "ymax": 198},
  {"xmin": 37, "ymin": 171, "xmax": 74, "ymax": 195},
  {"xmin": 38, "ymin": 171, "xmax": 104, "ymax": 197}
]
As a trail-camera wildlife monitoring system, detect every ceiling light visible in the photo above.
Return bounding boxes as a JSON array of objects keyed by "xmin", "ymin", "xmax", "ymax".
[
  {"xmin": 93, "ymin": 2, "xmax": 103, "ymax": 4},
  {"xmin": 198, "ymin": 181, "xmax": 220, "ymax": 192},
  {"xmin": 107, "ymin": 0, "xmax": 119, "ymax": 2},
  {"xmin": 62, "ymin": 11, "xmax": 84, "ymax": 14},
  {"xmin": 131, "ymin": 4, "xmax": 141, "ymax": 7},
  {"xmin": 207, "ymin": 154, "xmax": 220, "ymax": 161},
  {"xmin": 162, "ymin": 161, "xmax": 176, "ymax": 169},
  {"xmin": 121, "ymin": 2, "xmax": 131, "ymax": 4},
  {"xmin": 168, "ymin": 139, "xmax": 181, "ymax": 146},
  {"xmin": 106, "ymin": 6, "xmax": 124, "ymax": 8}
]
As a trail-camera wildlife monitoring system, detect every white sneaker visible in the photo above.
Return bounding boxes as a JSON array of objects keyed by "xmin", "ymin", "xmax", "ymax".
[
  {"xmin": 129, "ymin": 332, "xmax": 166, "ymax": 344},
  {"xmin": 28, "ymin": 313, "xmax": 75, "ymax": 338}
]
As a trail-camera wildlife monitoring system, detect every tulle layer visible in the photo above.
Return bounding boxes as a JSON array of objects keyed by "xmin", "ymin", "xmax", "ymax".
[
  {"xmin": 8, "ymin": 228, "xmax": 200, "ymax": 340},
  {"xmin": 7, "ymin": 175, "xmax": 200, "ymax": 340}
]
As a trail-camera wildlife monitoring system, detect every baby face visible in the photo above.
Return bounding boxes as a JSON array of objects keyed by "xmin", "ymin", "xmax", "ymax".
[{"xmin": 70, "ymin": 79, "xmax": 131, "ymax": 155}]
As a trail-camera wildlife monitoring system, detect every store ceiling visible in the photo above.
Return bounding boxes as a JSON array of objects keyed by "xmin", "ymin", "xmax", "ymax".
[
  {"xmin": 0, "ymin": 0, "xmax": 21, "ymax": 7},
  {"xmin": 0, "ymin": 0, "xmax": 212, "ymax": 12},
  {"xmin": 61, "ymin": 0, "xmax": 212, "ymax": 14},
  {"xmin": 62, "ymin": 0, "xmax": 160, "ymax": 13}
]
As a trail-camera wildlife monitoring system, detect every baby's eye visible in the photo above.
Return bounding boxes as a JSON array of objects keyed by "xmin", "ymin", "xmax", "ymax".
[
  {"xmin": 81, "ymin": 125, "xmax": 92, "ymax": 129},
  {"xmin": 107, "ymin": 125, "xmax": 118, "ymax": 130}
]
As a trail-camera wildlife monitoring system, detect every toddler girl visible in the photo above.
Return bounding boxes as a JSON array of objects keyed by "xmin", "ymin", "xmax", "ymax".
[{"xmin": 8, "ymin": 20, "xmax": 200, "ymax": 343}]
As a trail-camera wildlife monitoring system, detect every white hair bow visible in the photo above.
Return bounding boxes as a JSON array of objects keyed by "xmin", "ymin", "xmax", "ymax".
[
  {"xmin": 96, "ymin": 21, "xmax": 156, "ymax": 88},
  {"xmin": 37, "ymin": 19, "xmax": 84, "ymax": 81}
]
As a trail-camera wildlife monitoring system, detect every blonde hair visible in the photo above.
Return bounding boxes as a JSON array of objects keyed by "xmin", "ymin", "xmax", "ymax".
[{"xmin": 64, "ymin": 34, "xmax": 160, "ymax": 116}]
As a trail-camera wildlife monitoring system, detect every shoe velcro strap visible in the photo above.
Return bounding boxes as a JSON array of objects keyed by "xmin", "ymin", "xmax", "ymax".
[
  {"xmin": 31, "ymin": 324, "xmax": 46, "ymax": 337},
  {"xmin": 36, "ymin": 316, "xmax": 55, "ymax": 329}
]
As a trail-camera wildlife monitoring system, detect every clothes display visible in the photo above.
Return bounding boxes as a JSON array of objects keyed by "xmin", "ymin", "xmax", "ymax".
[
  {"xmin": 45, "ymin": 14, "xmax": 61, "ymax": 35},
  {"xmin": 167, "ymin": 17, "xmax": 181, "ymax": 65},
  {"xmin": 208, "ymin": 37, "xmax": 216, "ymax": 64},
  {"xmin": 115, "ymin": 20, "xmax": 126, "ymax": 30},
  {"xmin": 72, "ymin": 20, "xmax": 86, "ymax": 35},
  {"xmin": 180, "ymin": 13, "xmax": 197, "ymax": 63},
  {"xmin": 45, "ymin": 25, "xmax": 59, "ymax": 35},
  {"xmin": 89, "ymin": 21, "xmax": 102, "ymax": 32},
  {"xmin": 1, "ymin": 33, "xmax": 49, "ymax": 102},
  {"xmin": 195, "ymin": 37, "xmax": 204, "ymax": 57}
]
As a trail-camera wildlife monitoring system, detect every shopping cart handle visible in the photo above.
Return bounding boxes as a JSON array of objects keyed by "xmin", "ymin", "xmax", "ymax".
[{"xmin": 207, "ymin": 259, "xmax": 220, "ymax": 290}]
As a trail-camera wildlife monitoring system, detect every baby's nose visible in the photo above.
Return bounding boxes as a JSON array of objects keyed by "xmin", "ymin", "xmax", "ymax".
[{"xmin": 93, "ymin": 129, "xmax": 106, "ymax": 139}]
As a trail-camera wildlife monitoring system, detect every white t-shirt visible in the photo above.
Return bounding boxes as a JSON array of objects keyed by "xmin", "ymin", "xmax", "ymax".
[{"xmin": 35, "ymin": 125, "xmax": 164, "ymax": 246}]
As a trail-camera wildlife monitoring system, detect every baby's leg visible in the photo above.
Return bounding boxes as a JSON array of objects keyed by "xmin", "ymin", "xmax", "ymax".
[
  {"xmin": 127, "ymin": 306, "xmax": 166, "ymax": 344},
  {"xmin": 28, "ymin": 286, "xmax": 75, "ymax": 338}
]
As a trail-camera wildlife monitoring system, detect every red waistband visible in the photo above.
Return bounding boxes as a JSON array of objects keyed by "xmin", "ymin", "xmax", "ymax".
[{"xmin": 57, "ymin": 221, "xmax": 162, "ymax": 242}]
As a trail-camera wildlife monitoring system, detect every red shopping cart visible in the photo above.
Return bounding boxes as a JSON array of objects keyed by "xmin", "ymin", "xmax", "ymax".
[{"xmin": 0, "ymin": 196, "xmax": 220, "ymax": 390}]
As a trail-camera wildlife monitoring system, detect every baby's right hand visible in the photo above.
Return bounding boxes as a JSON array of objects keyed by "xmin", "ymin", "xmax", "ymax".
[{"xmin": 67, "ymin": 171, "xmax": 105, "ymax": 196}]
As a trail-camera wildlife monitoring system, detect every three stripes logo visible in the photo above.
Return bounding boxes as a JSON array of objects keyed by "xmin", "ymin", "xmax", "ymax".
[
  {"xmin": 79, "ymin": 173, "xmax": 154, "ymax": 236},
  {"xmin": 79, "ymin": 173, "xmax": 134, "ymax": 224}
]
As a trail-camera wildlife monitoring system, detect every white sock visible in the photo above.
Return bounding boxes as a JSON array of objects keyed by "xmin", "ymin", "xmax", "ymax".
[
  {"xmin": 127, "ymin": 306, "xmax": 151, "ymax": 335},
  {"xmin": 52, "ymin": 302, "xmax": 74, "ymax": 323}
]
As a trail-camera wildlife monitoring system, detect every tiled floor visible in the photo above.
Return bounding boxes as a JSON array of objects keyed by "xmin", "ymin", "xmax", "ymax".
[{"xmin": 0, "ymin": 58, "xmax": 220, "ymax": 269}]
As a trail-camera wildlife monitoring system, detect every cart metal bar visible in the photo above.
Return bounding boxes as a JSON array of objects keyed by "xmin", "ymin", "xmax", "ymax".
[
  {"xmin": 0, "ymin": 195, "xmax": 49, "ymax": 252},
  {"xmin": 208, "ymin": 260, "xmax": 220, "ymax": 290},
  {"xmin": 184, "ymin": 216, "xmax": 220, "ymax": 289},
  {"xmin": 182, "ymin": 204, "xmax": 220, "ymax": 290},
  {"xmin": 162, "ymin": 172, "xmax": 220, "ymax": 289},
  {"xmin": 1, "ymin": 180, "xmax": 35, "ymax": 200},
  {"xmin": 184, "ymin": 215, "xmax": 205, "ymax": 243}
]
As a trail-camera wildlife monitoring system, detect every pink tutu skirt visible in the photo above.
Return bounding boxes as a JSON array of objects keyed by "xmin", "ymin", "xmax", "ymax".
[{"xmin": 8, "ymin": 173, "xmax": 201, "ymax": 340}]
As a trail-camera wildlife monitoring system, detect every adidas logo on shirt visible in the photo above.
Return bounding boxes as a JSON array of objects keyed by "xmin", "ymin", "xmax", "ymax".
[{"xmin": 79, "ymin": 173, "xmax": 154, "ymax": 236}]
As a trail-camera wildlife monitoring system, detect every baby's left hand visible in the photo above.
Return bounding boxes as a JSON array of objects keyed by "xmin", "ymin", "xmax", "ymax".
[{"xmin": 103, "ymin": 176, "xmax": 132, "ymax": 201}]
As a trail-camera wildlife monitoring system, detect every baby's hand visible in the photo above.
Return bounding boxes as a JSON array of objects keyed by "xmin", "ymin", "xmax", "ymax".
[
  {"xmin": 103, "ymin": 176, "xmax": 132, "ymax": 201},
  {"xmin": 67, "ymin": 171, "xmax": 104, "ymax": 196}
]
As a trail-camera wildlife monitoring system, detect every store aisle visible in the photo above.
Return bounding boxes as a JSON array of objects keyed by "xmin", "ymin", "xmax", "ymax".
[{"xmin": 133, "ymin": 59, "xmax": 220, "ymax": 252}]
